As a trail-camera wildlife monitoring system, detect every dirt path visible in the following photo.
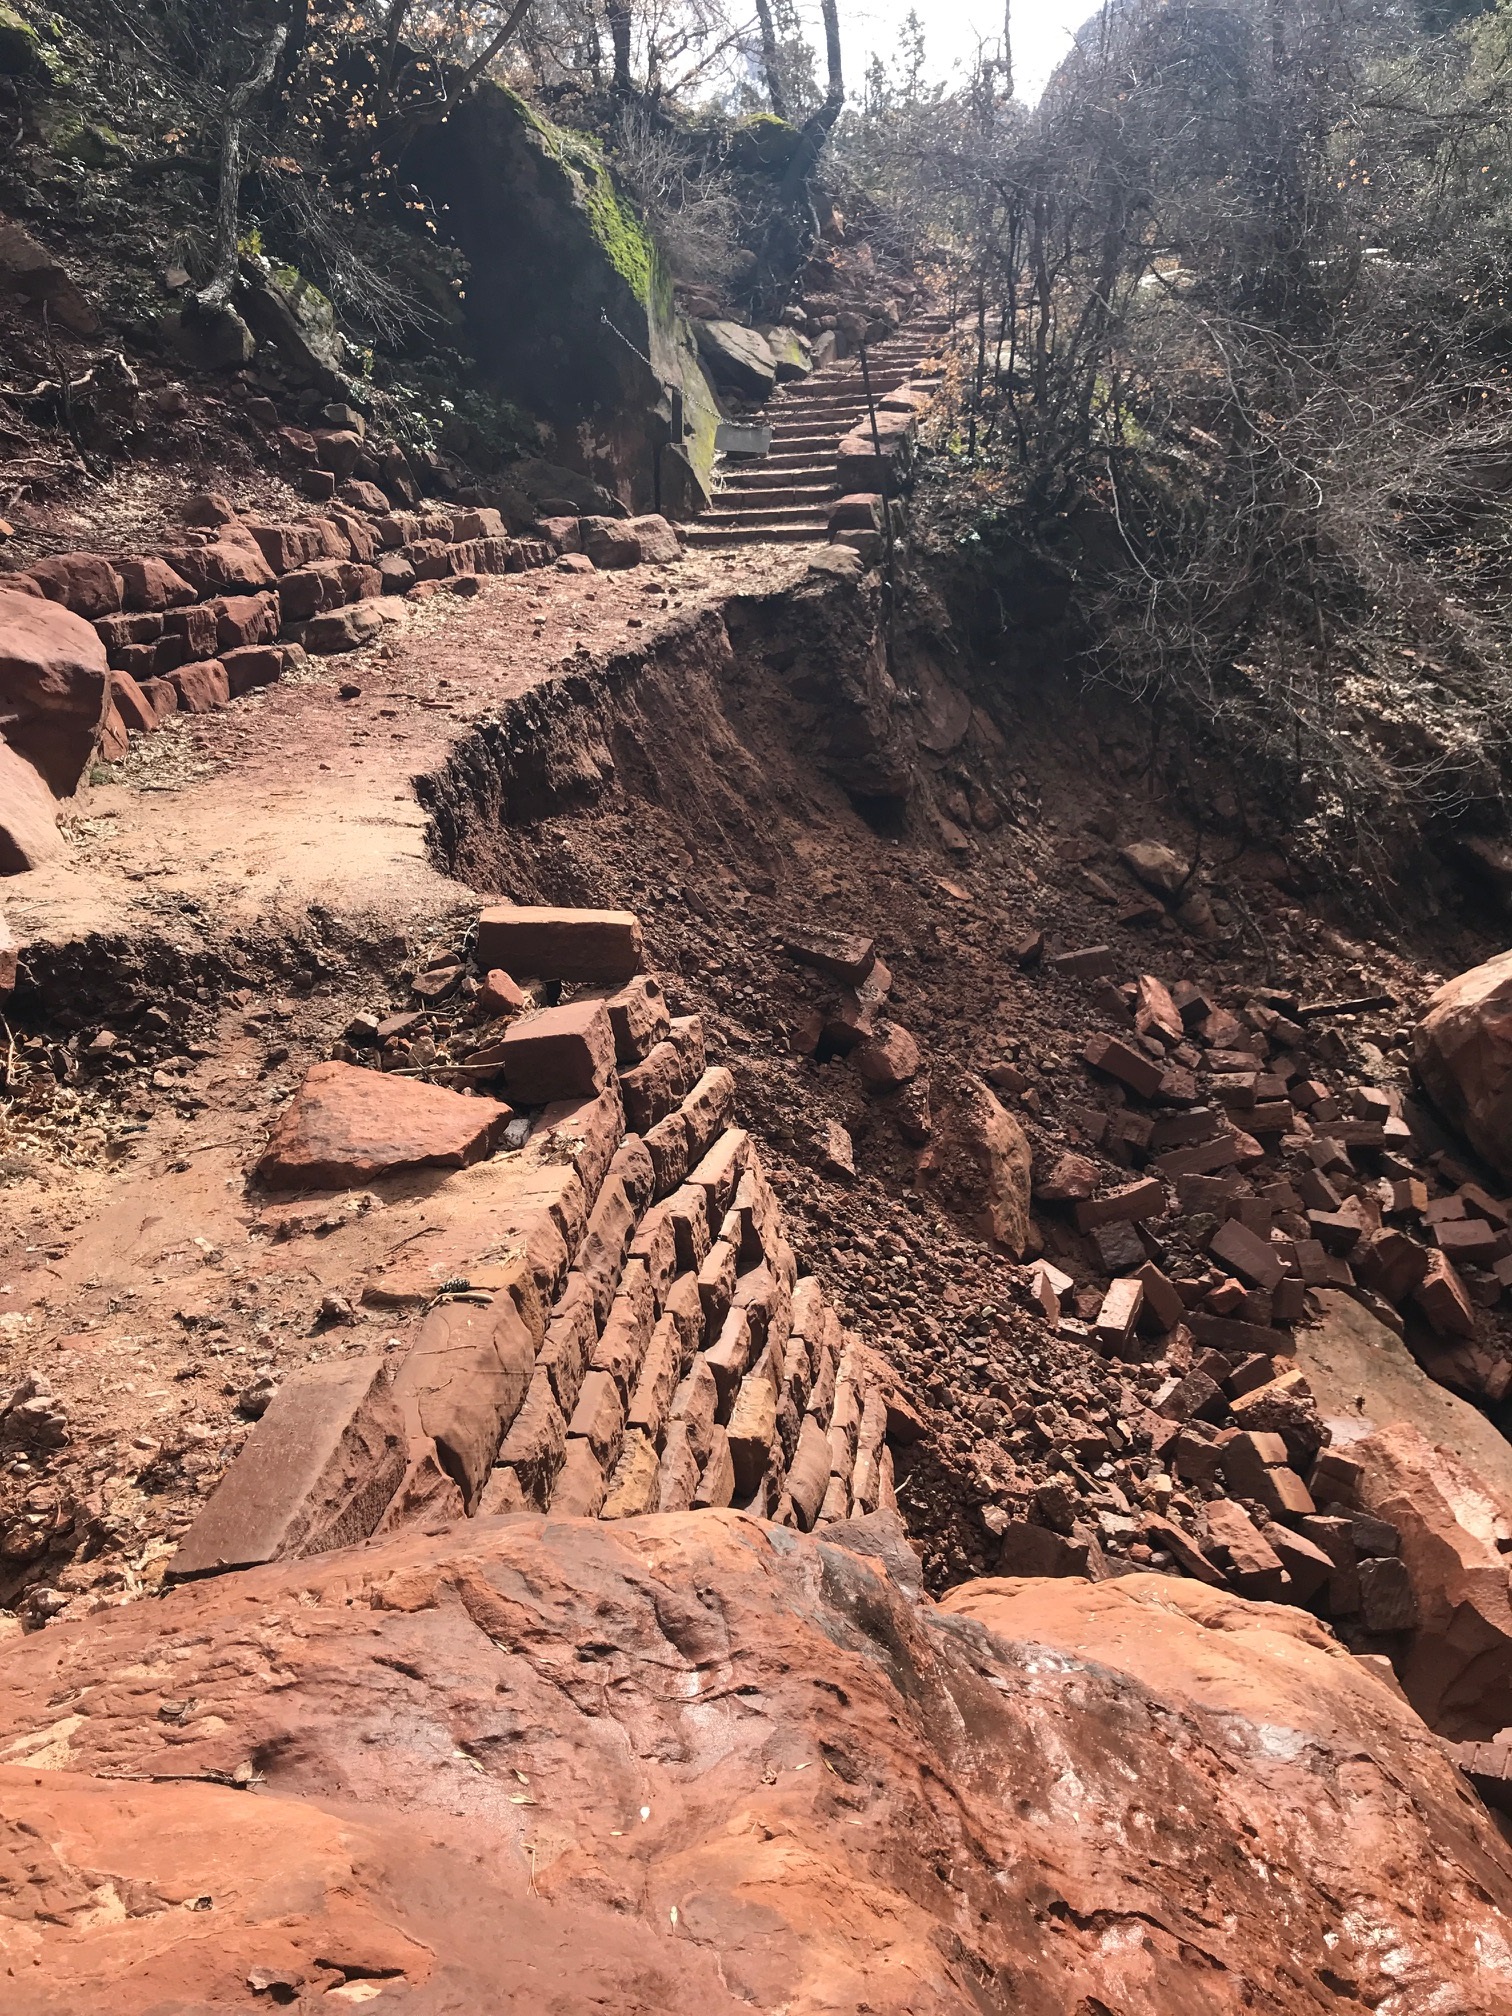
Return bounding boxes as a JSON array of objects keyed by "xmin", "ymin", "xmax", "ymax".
[
  {"xmin": 9, "ymin": 546, "xmax": 815, "ymax": 957},
  {"xmin": 0, "ymin": 541, "xmax": 826, "ymax": 1617}
]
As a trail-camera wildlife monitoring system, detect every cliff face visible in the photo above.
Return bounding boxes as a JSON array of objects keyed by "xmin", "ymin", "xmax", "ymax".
[{"xmin": 406, "ymin": 85, "xmax": 722, "ymax": 516}]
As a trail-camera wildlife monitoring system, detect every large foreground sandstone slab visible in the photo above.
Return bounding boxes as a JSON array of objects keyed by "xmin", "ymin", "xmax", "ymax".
[
  {"xmin": 255, "ymin": 1059, "xmax": 511, "ymax": 1188},
  {"xmin": 0, "ymin": 1511, "xmax": 1508, "ymax": 2012}
]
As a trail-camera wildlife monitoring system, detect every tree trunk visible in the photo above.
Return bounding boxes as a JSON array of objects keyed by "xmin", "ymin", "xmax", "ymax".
[
  {"xmin": 779, "ymin": 0, "xmax": 843, "ymax": 201},
  {"xmin": 195, "ymin": 12, "xmax": 290, "ymax": 312},
  {"xmin": 606, "ymin": 0, "xmax": 633, "ymax": 93},
  {"xmin": 1002, "ymin": 1, "xmax": 1013, "ymax": 99},
  {"xmin": 754, "ymin": 0, "xmax": 788, "ymax": 120}
]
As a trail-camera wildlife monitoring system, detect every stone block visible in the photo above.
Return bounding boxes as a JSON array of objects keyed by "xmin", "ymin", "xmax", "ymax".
[
  {"xmin": 502, "ymin": 1000, "xmax": 617, "ymax": 1105},
  {"xmin": 476, "ymin": 904, "xmax": 643, "ymax": 982},
  {"xmin": 531, "ymin": 1082, "xmax": 625, "ymax": 1210},
  {"xmin": 590, "ymin": 1260, "xmax": 655, "ymax": 1400},
  {"xmin": 601, "ymin": 1431, "xmax": 661, "ymax": 1518},
  {"xmin": 728, "ymin": 1376, "xmax": 779, "ymax": 1501},
  {"xmin": 537, "ymin": 1271, "xmax": 596, "ymax": 1417},
  {"xmin": 693, "ymin": 1425, "xmax": 737, "ymax": 1508},
  {"xmin": 577, "ymin": 1171, "xmax": 637, "ymax": 1326},
  {"xmin": 580, "ymin": 974, "xmax": 670, "ymax": 1061},
  {"xmin": 669, "ymin": 1356, "xmax": 719, "ymax": 1467},
  {"xmin": 496, "ymin": 1366, "xmax": 567, "ymax": 1509},
  {"xmin": 567, "ymin": 1368, "xmax": 626, "ymax": 1470},
  {"xmin": 619, "ymin": 1039, "xmax": 689, "ymax": 1133},
  {"xmin": 696, "ymin": 1237, "xmax": 739, "ymax": 1339},
  {"xmin": 627, "ymin": 1313, "xmax": 682, "ymax": 1441},
  {"xmin": 705, "ymin": 1306, "xmax": 753, "ymax": 1412},
  {"xmin": 627, "ymin": 1202, "xmax": 679, "ymax": 1310},
  {"xmin": 656, "ymin": 1421, "xmax": 703, "ymax": 1511},
  {"xmin": 169, "ymin": 1357, "xmax": 404, "ymax": 1578},
  {"xmin": 549, "ymin": 1437, "xmax": 606, "ymax": 1516},
  {"xmin": 644, "ymin": 1110, "xmax": 691, "ymax": 1198},
  {"xmin": 393, "ymin": 1290, "xmax": 537, "ymax": 1510}
]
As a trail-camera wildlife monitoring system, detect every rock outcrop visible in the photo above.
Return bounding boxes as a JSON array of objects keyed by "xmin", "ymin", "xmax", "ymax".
[
  {"xmin": 0, "ymin": 587, "xmax": 110, "ymax": 796},
  {"xmin": 0, "ymin": 1511, "xmax": 1509, "ymax": 2014},
  {"xmin": 0, "ymin": 738, "xmax": 63, "ymax": 872},
  {"xmin": 407, "ymin": 85, "xmax": 721, "ymax": 515},
  {"xmin": 1414, "ymin": 950, "xmax": 1512, "ymax": 1178},
  {"xmin": 1348, "ymin": 1417, "xmax": 1512, "ymax": 1739}
]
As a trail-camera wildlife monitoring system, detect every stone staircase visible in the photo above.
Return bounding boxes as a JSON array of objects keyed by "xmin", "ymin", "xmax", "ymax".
[{"xmin": 682, "ymin": 314, "xmax": 953, "ymax": 550}]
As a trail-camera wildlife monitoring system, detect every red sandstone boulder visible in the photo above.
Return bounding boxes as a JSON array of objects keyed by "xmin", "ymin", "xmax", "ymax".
[
  {"xmin": 852, "ymin": 1020, "xmax": 921, "ymax": 1089},
  {"xmin": 160, "ymin": 534, "xmax": 275, "ymax": 597},
  {"xmin": 167, "ymin": 660, "xmax": 230, "ymax": 712},
  {"xmin": 626, "ymin": 513, "xmax": 681, "ymax": 564},
  {"xmin": 302, "ymin": 601, "xmax": 384, "ymax": 653},
  {"xmin": 579, "ymin": 515, "xmax": 641, "ymax": 569},
  {"xmin": 117, "ymin": 556, "xmax": 196, "ymax": 611},
  {"xmin": 952, "ymin": 1073, "xmax": 1034, "ymax": 1257},
  {"xmin": 256, "ymin": 1059, "xmax": 512, "ymax": 1189},
  {"xmin": 0, "ymin": 587, "xmax": 110, "ymax": 794},
  {"xmin": 0, "ymin": 1512, "xmax": 1508, "ymax": 2014},
  {"xmin": 26, "ymin": 551, "xmax": 122, "ymax": 619},
  {"xmin": 0, "ymin": 738, "xmax": 63, "ymax": 872},
  {"xmin": 1349, "ymin": 1418, "xmax": 1512, "ymax": 1739},
  {"xmin": 1415, "ymin": 950, "xmax": 1512, "ymax": 1178},
  {"xmin": 339, "ymin": 478, "xmax": 391, "ymax": 514},
  {"xmin": 106, "ymin": 669, "xmax": 169, "ymax": 733}
]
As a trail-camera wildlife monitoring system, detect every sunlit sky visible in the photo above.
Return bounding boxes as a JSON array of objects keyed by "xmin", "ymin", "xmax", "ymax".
[{"xmin": 838, "ymin": 0, "xmax": 1097, "ymax": 103}]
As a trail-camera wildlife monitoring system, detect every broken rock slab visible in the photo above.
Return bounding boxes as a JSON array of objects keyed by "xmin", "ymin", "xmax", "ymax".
[
  {"xmin": 1293, "ymin": 1289, "xmax": 1512, "ymax": 1505},
  {"xmin": 255, "ymin": 1060, "xmax": 511, "ymax": 1189},
  {"xmin": 168, "ymin": 1356, "xmax": 406, "ymax": 1579},
  {"xmin": 1350, "ymin": 1417, "xmax": 1512, "ymax": 1739},
  {"xmin": 475, "ymin": 903, "xmax": 643, "ymax": 982}
]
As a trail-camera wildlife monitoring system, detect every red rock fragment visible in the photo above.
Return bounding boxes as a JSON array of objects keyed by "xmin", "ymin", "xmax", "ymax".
[{"xmin": 256, "ymin": 1060, "xmax": 511, "ymax": 1189}]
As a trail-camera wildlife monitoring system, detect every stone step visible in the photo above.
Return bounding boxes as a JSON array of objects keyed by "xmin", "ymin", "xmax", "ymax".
[
  {"xmin": 712, "ymin": 487, "xmax": 836, "ymax": 511},
  {"xmin": 721, "ymin": 468, "xmax": 833, "ymax": 490},
  {"xmin": 698, "ymin": 505, "xmax": 832, "ymax": 529},
  {"xmin": 683, "ymin": 523, "xmax": 831, "ymax": 547}
]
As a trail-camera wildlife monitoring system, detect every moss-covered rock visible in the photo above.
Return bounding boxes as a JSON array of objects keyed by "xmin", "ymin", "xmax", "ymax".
[
  {"xmin": 408, "ymin": 85, "xmax": 720, "ymax": 512},
  {"xmin": 44, "ymin": 110, "xmax": 125, "ymax": 165},
  {"xmin": 236, "ymin": 255, "xmax": 344, "ymax": 385},
  {"xmin": 759, "ymin": 324, "xmax": 814, "ymax": 382},
  {"xmin": 730, "ymin": 113, "xmax": 802, "ymax": 172}
]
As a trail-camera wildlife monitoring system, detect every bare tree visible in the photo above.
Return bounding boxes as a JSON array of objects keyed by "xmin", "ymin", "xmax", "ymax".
[
  {"xmin": 195, "ymin": 5, "xmax": 292, "ymax": 311},
  {"xmin": 780, "ymin": 0, "xmax": 843, "ymax": 198},
  {"xmin": 754, "ymin": 0, "xmax": 789, "ymax": 118},
  {"xmin": 606, "ymin": 0, "xmax": 634, "ymax": 89}
]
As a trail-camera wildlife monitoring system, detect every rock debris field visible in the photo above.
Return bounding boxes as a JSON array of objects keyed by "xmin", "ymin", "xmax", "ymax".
[{"xmin": 5, "ymin": 520, "xmax": 1512, "ymax": 2010}]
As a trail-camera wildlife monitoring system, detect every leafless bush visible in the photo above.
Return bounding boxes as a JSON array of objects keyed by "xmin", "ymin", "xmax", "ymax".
[
  {"xmin": 851, "ymin": 0, "xmax": 1512, "ymax": 882},
  {"xmin": 608, "ymin": 105, "xmax": 742, "ymax": 283}
]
